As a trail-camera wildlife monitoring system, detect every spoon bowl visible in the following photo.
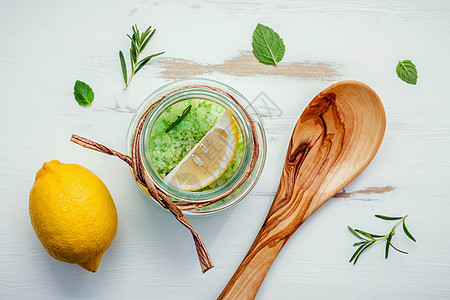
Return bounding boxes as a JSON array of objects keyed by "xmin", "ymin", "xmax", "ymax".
[{"xmin": 219, "ymin": 80, "xmax": 386, "ymax": 299}]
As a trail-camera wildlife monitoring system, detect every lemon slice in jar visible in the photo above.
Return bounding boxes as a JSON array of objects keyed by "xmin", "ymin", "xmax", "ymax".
[{"xmin": 163, "ymin": 109, "xmax": 239, "ymax": 191}]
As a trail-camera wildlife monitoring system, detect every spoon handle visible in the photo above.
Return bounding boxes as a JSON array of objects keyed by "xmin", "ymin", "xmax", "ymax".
[{"xmin": 218, "ymin": 189, "xmax": 312, "ymax": 300}]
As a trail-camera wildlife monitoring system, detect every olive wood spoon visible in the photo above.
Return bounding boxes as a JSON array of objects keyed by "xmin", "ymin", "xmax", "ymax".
[{"xmin": 219, "ymin": 80, "xmax": 386, "ymax": 299}]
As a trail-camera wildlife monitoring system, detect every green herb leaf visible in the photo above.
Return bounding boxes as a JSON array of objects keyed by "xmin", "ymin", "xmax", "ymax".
[
  {"xmin": 134, "ymin": 61, "xmax": 148, "ymax": 75},
  {"xmin": 135, "ymin": 52, "xmax": 165, "ymax": 74},
  {"xmin": 252, "ymin": 23, "xmax": 285, "ymax": 65},
  {"xmin": 130, "ymin": 45, "xmax": 137, "ymax": 66},
  {"xmin": 375, "ymin": 215, "xmax": 403, "ymax": 221},
  {"xmin": 390, "ymin": 243, "xmax": 408, "ymax": 254},
  {"xmin": 355, "ymin": 229, "xmax": 384, "ymax": 239},
  {"xmin": 132, "ymin": 25, "xmax": 140, "ymax": 45},
  {"xmin": 348, "ymin": 226, "xmax": 367, "ymax": 240},
  {"xmin": 127, "ymin": 34, "xmax": 139, "ymax": 52},
  {"xmin": 141, "ymin": 29, "xmax": 156, "ymax": 51},
  {"xmin": 353, "ymin": 241, "xmax": 367, "ymax": 246},
  {"xmin": 165, "ymin": 105, "xmax": 191, "ymax": 133},
  {"xmin": 349, "ymin": 243, "xmax": 366, "ymax": 263},
  {"xmin": 402, "ymin": 220, "xmax": 416, "ymax": 242},
  {"xmin": 385, "ymin": 231, "xmax": 394, "ymax": 259},
  {"xmin": 396, "ymin": 60, "xmax": 418, "ymax": 85},
  {"xmin": 73, "ymin": 80, "xmax": 94, "ymax": 106},
  {"xmin": 119, "ymin": 51, "xmax": 127, "ymax": 83},
  {"xmin": 137, "ymin": 52, "xmax": 165, "ymax": 65},
  {"xmin": 141, "ymin": 26, "xmax": 152, "ymax": 42},
  {"xmin": 353, "ymin": 241, "xmax": 375, "ymax": 265}
]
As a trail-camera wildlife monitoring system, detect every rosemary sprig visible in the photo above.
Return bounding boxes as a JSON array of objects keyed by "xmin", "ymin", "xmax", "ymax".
[
  {"xmin": 348, "ymin": 214, "xmax": 416, "ymax": 265},
  {"xmin": 119, "ymin": 24, "xmax": 165, "ymax": 90},
  {"xmin": 165, "ymin": 105, "xmax": 192, "ymax": 133}
]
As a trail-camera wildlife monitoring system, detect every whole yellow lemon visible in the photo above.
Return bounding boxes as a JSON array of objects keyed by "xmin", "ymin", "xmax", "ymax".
[{"xmin": 29, "ymin": 160, "xmax": 118, "ymax": 272}]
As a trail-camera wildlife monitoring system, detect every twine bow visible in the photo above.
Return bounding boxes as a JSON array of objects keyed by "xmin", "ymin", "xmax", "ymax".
[{"xmin": 71, "ymin": 85, "xmax": 260, "ymax": 273}]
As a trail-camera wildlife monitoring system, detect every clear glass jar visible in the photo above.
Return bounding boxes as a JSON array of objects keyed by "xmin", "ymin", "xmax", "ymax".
[{"xmin": 126, "ymin": 78, "xmax": 266, "ymax": 215}]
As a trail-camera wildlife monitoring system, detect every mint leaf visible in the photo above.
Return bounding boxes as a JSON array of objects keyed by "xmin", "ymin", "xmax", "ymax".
[
  {"xmin": 73, "ymin": 80, "xmax": 94, "ymax": 106},
  {"xmin": 396, "ymin": 60, "xmax": 418, "ymax": 85},
  {"xmin": 252, "ymin": 23, "xmax": 285, "ymax": 65}
]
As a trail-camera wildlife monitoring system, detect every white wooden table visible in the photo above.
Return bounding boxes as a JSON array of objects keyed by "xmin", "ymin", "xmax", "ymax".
[{"xmin": 1, "ymin": 0, "xmax": 449, "ymax": 299}]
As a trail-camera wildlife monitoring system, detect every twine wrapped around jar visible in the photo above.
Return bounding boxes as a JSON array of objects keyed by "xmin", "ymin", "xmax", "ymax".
[{"xmin": 70, "ymin": 85, "xmax": 260, "ymax": 273}]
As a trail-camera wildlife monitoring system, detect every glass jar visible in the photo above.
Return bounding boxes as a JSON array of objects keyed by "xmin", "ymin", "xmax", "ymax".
[{"xmin": 126, "ymin": 78, "xmax": 266, "ymax": 215}]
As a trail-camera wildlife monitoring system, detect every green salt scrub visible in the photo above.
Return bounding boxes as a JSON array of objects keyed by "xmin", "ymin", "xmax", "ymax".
[{"xmin": 149, "ymin": 99, "xmax": 243, "ymax": 191}]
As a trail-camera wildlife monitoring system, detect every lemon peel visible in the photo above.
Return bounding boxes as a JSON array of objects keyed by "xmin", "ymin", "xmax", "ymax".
[{"xmin": 29, "ymin": 160, "xmax": 117, "ymax": 272}]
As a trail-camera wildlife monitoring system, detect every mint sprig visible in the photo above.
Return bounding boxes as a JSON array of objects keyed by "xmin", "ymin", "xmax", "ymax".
[{"xmin": 73, "ymin": 80, "xmax": 94, "ymax": 106}]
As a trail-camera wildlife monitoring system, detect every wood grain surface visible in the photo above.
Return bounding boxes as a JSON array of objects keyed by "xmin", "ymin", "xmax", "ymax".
[
  {"xmin": 1, "ymin": 0, "xmax": 450, "ymax": 299},
  {"xmin": 219, "ymin": 81, "xmax": 386, "ymax": 299}
]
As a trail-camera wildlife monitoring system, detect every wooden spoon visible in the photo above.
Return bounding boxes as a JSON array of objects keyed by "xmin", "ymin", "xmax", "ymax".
[{"xmin": 219, "ymin": 80, "xmax": 386, "ymax": 299}]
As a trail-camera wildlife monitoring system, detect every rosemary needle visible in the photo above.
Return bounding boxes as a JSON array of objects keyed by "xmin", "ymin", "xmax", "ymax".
[{"xmin": 165, "ymin": 105, "xmax": 192, "ymax": 133}]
